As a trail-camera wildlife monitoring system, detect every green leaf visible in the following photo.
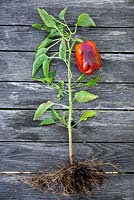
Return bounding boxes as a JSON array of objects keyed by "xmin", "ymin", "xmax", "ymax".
[
  {"xmin": 44, "ymin": 70, "xmax": 56, "ymax": 84},
  {"xmin": 80, "ymin": 110, "xmax": 97, "ymax": 121},
  {"xmin": 51, "ymin": 108, "xmax": 61, "ymax": 120},
  {"xmin": 37, "ymin": 38, "xmax": 52, "ymax": 50},
  {"xmin": 43, "ymin": 59, "xmax": 50, "ymax": 78},
  {"xmin": 58, "ymin": 7, "xmax": 67, "ymax": 20},
  {"xmin": 48, "ymin": 29, "xmax": 61, "ymax": 38},
  {"xmin": 75, "ymin": 90, "xmax": 98, "ymax": 103},
  {"xmin": 75, "ymin": 38, "xmax": 84, "ymax": 43},
  {"xmin": 37, "ymin": 8, "xmax": 56, "ymax": 28},
  {"xmin": 77, "ymin": 13, "xmax": 96, "ymax": 27},
  {"xmin": 32, "ymin": 76, "xmax": 45, "ymax": 83},
  {"xmin": 34, "ymin": 101, "xmax": 54, "ymax": 120},
  {"xmin": 39, "ymin": 118, "xmax": 55, "ymax": 125},
  {"xmin": 32, "ymin": 23, "xmax": 43, "ymax": 30},
  {"xmin": 57, "ymin": 24, "xmax": 64, "ymax": 34},
  {"xmin": 40, "ymin": 26, "xmax": 51, "ymax": 31},
  {"xmin": 59, "ymin": 38, "xmax": 66, "ymax": 60},
  {"xmin": 35, "ymin": 48, "xmax": 48, "ymax": 58},
  {"xmin": 32, "ymin": 54, "xmax": 48, "ymax": 77},
  {"xmin": 49, "ymin": 70, "xmax": 56, "ymax": 82},
  {"xmin": 75, "ymin": 74, "xmax": 86, "ymax": 82},
  {"xmin": 32, "ymin": 23, "xmax": 51, "ymax": 31},
  {"xmin": 86, "ymin": 76, "xmax": 100, "ymax": 87},
  {"xmin": 44, "ymin": 77, "xmax": 52, "ymax": 84}
]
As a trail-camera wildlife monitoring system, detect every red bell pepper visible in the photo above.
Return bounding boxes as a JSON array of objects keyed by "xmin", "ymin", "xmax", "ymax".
[{"xmin": 75, "ymin": 41, "xmax": 102, "ymax": 75}]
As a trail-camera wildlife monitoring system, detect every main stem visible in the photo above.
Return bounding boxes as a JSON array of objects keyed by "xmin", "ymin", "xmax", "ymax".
[{"xmin": 67, "ymin": 41, "xmax": 74, "ymax": 165}]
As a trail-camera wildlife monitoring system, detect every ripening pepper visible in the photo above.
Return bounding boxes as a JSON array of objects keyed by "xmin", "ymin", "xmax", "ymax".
[{"xmin": 75, "ymin": 41, "xmax": 102, "ymax": 75}]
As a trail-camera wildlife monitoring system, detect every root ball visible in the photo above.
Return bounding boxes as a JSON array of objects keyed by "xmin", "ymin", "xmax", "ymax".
[{"xmin": 26, "ymin": 160, "xmax": 108, "ymax": 196}]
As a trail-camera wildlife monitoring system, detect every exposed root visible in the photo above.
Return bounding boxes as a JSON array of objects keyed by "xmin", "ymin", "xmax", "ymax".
[{"xmin": 25, "ymin": 160, "xmax": 109, "ymax": 196}]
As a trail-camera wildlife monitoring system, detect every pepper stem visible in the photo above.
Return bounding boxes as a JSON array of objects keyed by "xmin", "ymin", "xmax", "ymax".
[{"xmin": 67, "ymin": 40, "xmax": 75, "ymax": 165}]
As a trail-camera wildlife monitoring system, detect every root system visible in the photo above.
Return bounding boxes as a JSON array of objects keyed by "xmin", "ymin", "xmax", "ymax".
[{"xmin": 26, "ymin": 160, "xmax": 108, "ymax": 196}]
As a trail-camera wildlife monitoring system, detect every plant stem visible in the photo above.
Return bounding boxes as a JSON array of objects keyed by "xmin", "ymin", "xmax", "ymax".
[
  {"xmin": 72, "ymin": 120, "xmax": 81, "ymax": 128},
  {"xmin": 47, "ymin": 39, "xmax": 61, "ymax": 50},
  {"xmin": 67, "ymin": 40, "xmax": 74, "ymax": 165}
]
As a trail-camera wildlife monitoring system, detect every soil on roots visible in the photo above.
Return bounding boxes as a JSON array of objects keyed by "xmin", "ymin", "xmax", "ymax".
[{"xmin": 26, "ymin": 160, "xmax": 109, "ymax": 196}]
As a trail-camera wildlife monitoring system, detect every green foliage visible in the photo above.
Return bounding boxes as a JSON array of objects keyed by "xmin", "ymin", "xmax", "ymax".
[
  {"xmin": 33, "ymin": 101, "xmax": 54, "ymax": 120},
  {"xmin": 77, "ymin": 13, "xmax": 96, "ymax": 27},
  {"xmin": 40, "ymin": 118, "xmax": 55, "ymax": 125},
  {"xmin": 32, "ymin": 76, "xmax": 45, "ymax": 83},
  {"xmin": 32, "ymin": 23, "xmax": 43, "ymax": 30},
  {"xmin": 80, "ymin": 110, "xmax": 97, "ymax": 121},
  {"xmin": 48, "ymin": 29, "xmax": 61, "ymax": 38},
  {"xmin": 37, "ymin": 38, "xmax": 52, "ymax": 50},
  {"xmin": 75, "ymin": 90, "xmax": 98, "ymax": 103},
  {"xmin": 59, "ymin": 38, "xmax": 66, "ymax": 60},
  {"xmin": 55, "ymin": 80, "xmax": 65, "ymax": 101},
  {"xmin": 86, "ymin": 76, "xmax": 100, "ymax": 87},
  {"xmin": 42, "ymin": 59, "xmax": 50, "ymax": 77},
  {"xmin": 35, "ymin": 48, "xmax": 48, "ymax": 58},
  {"xmin": 59, "ymin": 7, "xmax": 67, "ymax": 20},
  {"xmin": 32, "ymin": 54, "xmax": 48, "ymax": 77},
  {"xmin": 37, "ymin": 8, "xmax": 57, "ymax": 28},
  {"xmin": 47, "ymin": 70, "xmax": 56, "ymax": 83},
  {"xmin": 51, "ymin": 108, "xmax": 61, "ymax": 120},
  {"xmin": 32, "ymin": 7, "xmax": 100, "ymax": 135},
  {"xmin": 75, "ymin": 38, "xmax": 84, "ymax": 43},
  {"xmin": 75, "ymin": 74, "xmax": 86, "ymax": 83}
]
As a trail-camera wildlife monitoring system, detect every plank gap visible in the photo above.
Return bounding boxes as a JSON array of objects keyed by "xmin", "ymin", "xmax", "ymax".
[
  {"xmin": 0, "ymin": 50, "xmax": 134, "ymax": 54},
  {"xmin": 0, "ymin": 108, "xmax": 134, "ymax": 111},
  {"xmin": 0, "ymin": 25, "xmax": 134, "ymax": 28},
  {"xmin": 0, "ymin": 141, "xmax": 133, "ymax": 144},
  {"xmin": 0, "ymin": 81, "xmax": 134, "ymax": 84}
]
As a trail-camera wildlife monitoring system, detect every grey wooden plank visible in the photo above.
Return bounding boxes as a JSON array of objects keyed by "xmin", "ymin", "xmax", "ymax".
[
  {"xmin": 0, "ymin": 142, "xmax": 133, "ymax": 171},
  {"xmin": 0, "ymin": 82, "xmax": 134, "ymax": 109},
  {"xmin": 0, "ymin": 52, "xmax": 134, "ymax": 82},
  {"xmin": 0, "ymin": 0, "xmax": 134, "ymax": 27},
  {"xmin": 0, "ymin": 110, "xmax": 134, "ymax": 142},
  {"xmin": 0, "ymin": 175, "xmax": 133, "ymax": 200},
  {"xmin": 0, "ymin": 26, "xmax": 134, "ymax": 52}
]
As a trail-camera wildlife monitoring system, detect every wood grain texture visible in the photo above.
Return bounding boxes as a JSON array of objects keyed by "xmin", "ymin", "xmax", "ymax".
[
  {"xmin": 0, "ymin": 142, "xmax": 133, "ymax": 171},
  {"xmin": 0, "ymin": 0, "xmax": 133, "ymax": 198},
  {"xmin": 0, "ymin": 52, "xmax": 134, "ymax": 82},
  {"xmin": 0, "ymin": 175, "xmax": 133, "ymax": 200},
  {"xmin": 0, "ymin": 26, "xmax": 134, "ymax": 52},
  {"xmin": 0, "ymin": 110, "xmax": 134, "ymax": 142},
  {"xmin": 0, "ymin": 0, "xmax": 134, "ymax": 27},
  {"xmin": 0, "ymin": 82, "xmax": 133, "ymax": 109}
]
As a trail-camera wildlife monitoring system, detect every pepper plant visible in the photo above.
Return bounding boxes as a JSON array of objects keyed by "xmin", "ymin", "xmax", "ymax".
[{"xmin": 32, "ymin": 7, "xmax": 102, "ymax": 165}]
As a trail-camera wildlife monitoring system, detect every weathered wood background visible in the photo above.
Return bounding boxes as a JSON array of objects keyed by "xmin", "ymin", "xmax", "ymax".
[{"xmin": 0, "ymin": 0, "xmax": 134, "ymax": 199}]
